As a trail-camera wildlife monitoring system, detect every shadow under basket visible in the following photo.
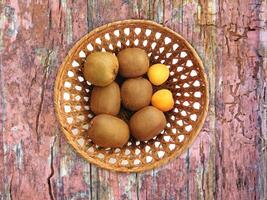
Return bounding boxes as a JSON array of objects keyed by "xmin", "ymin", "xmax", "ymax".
[{"xmin": 54, "ymin": 20, "xmax": 209, "ymax": 172}]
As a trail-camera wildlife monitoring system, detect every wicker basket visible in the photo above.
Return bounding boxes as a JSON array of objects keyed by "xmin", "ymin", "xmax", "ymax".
[{"xmin": 54, "ymin": 20, "xmax": 209, "ymax": 172}]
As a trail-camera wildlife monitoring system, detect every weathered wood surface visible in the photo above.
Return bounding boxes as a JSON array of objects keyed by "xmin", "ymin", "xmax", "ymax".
[{"xmin": 0, "ymin": 0, "xmax": 266, "ymax": 199}]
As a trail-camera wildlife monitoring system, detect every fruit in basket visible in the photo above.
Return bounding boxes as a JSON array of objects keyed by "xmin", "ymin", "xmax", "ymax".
[
  {"xmin": 121, "ymin": 78, "xmax": 152, "ymax": 111},
  {"xmin": 88, "ymin": 114, "xmax": 130, "ymax": 148},
  {"xmin": 90, "ymin": 82, "xmax": 120, "ymax": 115},
  {"xmin": 83, "ymin": 52, "xmax": 119, "ymax": 86},
  {"xmin": 129, "ymin": 106, "xmax": 166, "ymax": 141},
  {"xmin": 147, "ymin": 64, "xmax": 169, "ymax": 86},
  {"xmin": 118, "ymin": 48, "xmax": 149, "ymax": 78},
  {"xmin": 151, "ymin": 89, "xmax": 174, "ymax": 112}
]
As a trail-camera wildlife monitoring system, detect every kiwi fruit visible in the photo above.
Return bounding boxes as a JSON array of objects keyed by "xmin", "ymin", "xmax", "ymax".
[
  {"xmin": 118, "ymin": 48, "xmax": 149, "ymax": 78},
  {"xmin": 129, "ymin": 106, "xmax": 166, "ymax": 141},
  {"xmin": 90, "ymin": 82, "xmax": 120, "ymax": 115},
  {"xmin": 88, "ymin": 114, "xmax": 130, "ymax": 148},
  {"xmin": 83, "ymin": 52, "xmax": 119, "ymax": 86},
  {"xmin": 121, "ymin": 78, "xmax": 152, "ymax": 111}
]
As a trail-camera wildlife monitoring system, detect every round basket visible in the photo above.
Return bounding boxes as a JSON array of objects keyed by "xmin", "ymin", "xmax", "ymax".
[{"xmin": 54, "ymin": 20, "xmax": 209, "ymax": 172}]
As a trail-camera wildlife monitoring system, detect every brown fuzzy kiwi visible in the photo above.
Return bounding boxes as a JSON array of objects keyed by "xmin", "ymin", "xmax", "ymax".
[
  {"xmin": 83, "ymin": 52, "xmax": 119, "ymax": 86},
  {"xmin": 117, "ymin": 48, "xmax": 149, "ymax": 78},
  {"xmin": 129, "ymin": 106, "xmax": 166, "ymax": 141},
  {"xmin": 121, "ymin": 78, "xmax": 152, "ymax": 111},
  {"xmin": 90, "ymin": 82, "xmax": 120, "ymax": 115},
  {"xmin": 88, "ymin": 114, "xmax": 130, "ymax": 148}
]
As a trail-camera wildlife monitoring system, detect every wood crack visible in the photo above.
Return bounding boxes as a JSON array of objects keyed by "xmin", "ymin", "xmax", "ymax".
[
  {"xmin": 28, "ymin": 68, "xmax": 38, "ymax": 105},
  {"xmin": 47, "ymin": 136, "xmax": 57, "ymax": 200},
  {"xmin": 200, "ymin": 141, "xmax": 206, "ymax": 200},
  {"xmin": 87, "ymin": 0, "xmax": 93, "ymax": 31},
  {"xmin": 90, "ymin": 164, "xmax": 93, "ymax": 200},
  {"xmin": 96, "ymin": 169, "xmax": 99, "ymax": 200},
  {"xmin": 225, "ymin": 35, "xmax": 230, "ymax": 57},
  {"xmin": 9, "ymin": 175, "xmax": 13, "ymax": 200},
  {"xmin": 36, "ymin": 50, "xmax": 52, "ymax": 148},
  {"xmin": 162, "ymin": 0, "xmax": 165, "ymax": 26},
  {"xmin": 136, "ymin": 173, "xmax": 140, "ymax": 200},
  {"xmin": 186, "ymin": 150, "xmax": 190, "ymax": 200}
]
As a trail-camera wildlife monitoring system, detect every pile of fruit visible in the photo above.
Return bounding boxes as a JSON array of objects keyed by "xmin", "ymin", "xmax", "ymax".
[{"xmin": 83, "ymin": 48, "xmax": 174, "ymax": 148}]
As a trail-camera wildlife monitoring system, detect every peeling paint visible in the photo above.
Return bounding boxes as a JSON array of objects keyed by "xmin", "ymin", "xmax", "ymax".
[
  {"xmin": 5, "ymin": 2, "xmax": 20, "ymax": 43},
  {"xmin": 10, "ymin": 126, "xmax": 18, "ymax": 134},
  {"xmin": 21, "ymin": 12, "xmax": 33, "ymax": 30},
  {"xmin": 0, "ymin": 0, "xmax": 265, "ymax": 199},
  {"xmin": 13, "ymin": 141, "xmax": 24, "ymax": 170},
  {"xmin": 60, "ymin": 156, "xmax": 71, "ymax": 177}
]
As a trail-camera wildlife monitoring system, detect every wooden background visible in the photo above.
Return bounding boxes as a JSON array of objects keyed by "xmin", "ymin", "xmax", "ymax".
[{"xmin": 0, "ymin": 0, "xmax": 266, "ymax": 199}]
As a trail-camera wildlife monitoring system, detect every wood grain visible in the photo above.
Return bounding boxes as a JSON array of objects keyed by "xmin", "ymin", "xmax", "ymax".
[{"xmin": 0, "ymin": 0, "xmax": 266, "ymax": 199}]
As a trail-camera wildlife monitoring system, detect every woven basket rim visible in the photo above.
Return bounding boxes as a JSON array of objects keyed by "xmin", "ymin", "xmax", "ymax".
[{"xmin": 54, "ymin": 19, "xmax": 209, "ymax": 172}]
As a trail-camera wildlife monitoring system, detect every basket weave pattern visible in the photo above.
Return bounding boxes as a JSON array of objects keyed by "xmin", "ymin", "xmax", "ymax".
[{"xmin": 54, "ymin": 20, "xmax": 209, "ymax": 172}]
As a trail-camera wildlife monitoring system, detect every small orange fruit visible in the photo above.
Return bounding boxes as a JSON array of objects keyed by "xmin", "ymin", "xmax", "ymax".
[
  {"xmin": 151, "ymin": 89, "xmax": 174, "ymax": 112},
  {"xmin": 147, "ymin": 64, "xmax": 169, "ymax": 86}
]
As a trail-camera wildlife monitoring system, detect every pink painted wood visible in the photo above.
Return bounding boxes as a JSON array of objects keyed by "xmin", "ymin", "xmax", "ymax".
[{"xmin": 0, "ymin": 0, "xmax": 266, "ymax": 199}]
